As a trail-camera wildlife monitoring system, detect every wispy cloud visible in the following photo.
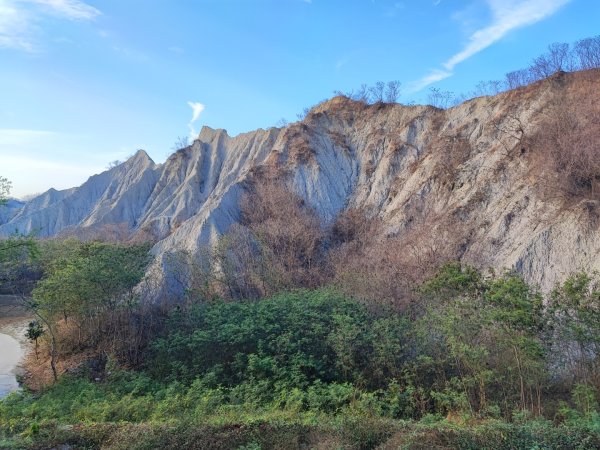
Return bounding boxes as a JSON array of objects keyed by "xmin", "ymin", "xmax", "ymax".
[
  {"xmin": 406, "ymin": 69, "xmax": 452, "ymax": 93},
  {"xmin": 0, "ymin": 0, "xmax": 35, "ymax": 51},
  {"xmin": 443, "ymin": 0, "xmax": 570, "ymax": 71},
  {"xmin": 0, "ymin": 0, "xmax": 100, "ymax": 52},
  {"xmin": 26, "ymin": 0, "xmax": 101, "ymax": 20},
  {"xmin": 187, "ymin": 101, "xmax": 205, "ymax": 139},
  {"xmin": 410, "ymin": 0, "xmax": 571, "ymax": 91}
]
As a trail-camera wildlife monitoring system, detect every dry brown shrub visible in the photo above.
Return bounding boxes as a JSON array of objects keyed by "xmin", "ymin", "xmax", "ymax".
[
  {"xmin": 211, "ymin": 224, "xmax": 277, "ymax": 300},
  {"xmin": 236, "ymin": 179, "xmax": 329, "ymax": 296},
  {"xmin": 161, "ymin": 179, "xmax": 329, "ymax": 302},
  {"xmin": 57, "ymin": 222, "xmax": 159, "ymax": 245},
  {"xmin": 311, "ymin": 96, "xmax": 369, "ymax": 123},
  {"xmin": 328, "ymin": 207, "xmax": 468, "ymax": 310},
  {"xmin": 530, "ymin": 88, "xmax": 600, "ymax": 205},
  {"xmin": 21, "ymin": 298, "xmax": 164, "ymax": 391},
  {"xmin": 431, "ymin": 129, "xmax": 473, "ymax": 189},
  {"xmin": 285, "ymin": 123, "xmax": 317, "ymax": 164}
]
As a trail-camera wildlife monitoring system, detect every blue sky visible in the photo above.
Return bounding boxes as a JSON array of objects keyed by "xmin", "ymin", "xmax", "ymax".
[{"xmin": 0, "ymin": 0, "xmax": 598, "ymax": 198}]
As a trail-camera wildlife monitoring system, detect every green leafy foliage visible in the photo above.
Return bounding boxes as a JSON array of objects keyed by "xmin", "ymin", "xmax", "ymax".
[
  {"xmin": 0, "ymin": 176, "xmax": 10, "ymax": 206},
  {"xmin": 409, "ymin": 265, "xmax": 547, "ymax": 417},
  {"xmin": 547, "ymin": 272, "xmax": 600, "ymax": 393},
  {"xmin": 32, "ymin": 241, "xmax": 151, "ymax": 321},
  {"xmin": 150, "ymin": 289, "xmax": 410, "ymax": 393},
  {"xmin": 25, "ymin": 240, "xmax": 154, "ymax": 371}
]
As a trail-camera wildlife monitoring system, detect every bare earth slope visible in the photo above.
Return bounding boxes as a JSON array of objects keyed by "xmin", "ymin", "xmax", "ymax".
[{"xmin": 2, "ymin": 70, "xmax": 599, "ymax": 292}]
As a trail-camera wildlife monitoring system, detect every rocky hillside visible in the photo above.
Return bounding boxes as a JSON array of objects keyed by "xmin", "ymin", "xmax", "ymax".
[{"xmin": 2, "ymin": 69, "xmax": 599, "ymax": 292}]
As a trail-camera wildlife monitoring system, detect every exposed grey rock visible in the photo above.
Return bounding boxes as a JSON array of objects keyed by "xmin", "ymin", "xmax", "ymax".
[
  {"xmin": 2, "ymin": 70, "xmax": 599, "ymax": 294},
  {"xmin": 0, "ymin": 150, "xmax": 159, "ymax": 237},
  {"xmin": 0, "ymin": 199, "xmax": 25, "ymax": 227}
]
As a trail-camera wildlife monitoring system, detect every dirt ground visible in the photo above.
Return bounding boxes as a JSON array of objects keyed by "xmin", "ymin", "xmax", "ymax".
[{"xmin": 0, "ymin": 298, "xmax": 95, "ymax": 391}]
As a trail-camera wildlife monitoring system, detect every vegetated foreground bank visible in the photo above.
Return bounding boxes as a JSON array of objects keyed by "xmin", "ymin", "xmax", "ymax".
[{"xmin": 1, "ymin": 236, "xmax": 600, "ymax": 449}]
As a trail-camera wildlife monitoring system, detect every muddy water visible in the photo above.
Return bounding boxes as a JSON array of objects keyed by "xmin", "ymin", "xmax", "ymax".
[
  {"xmin": 0, "ymin": 331, "xmax": 23, "ymax": 398},
  {"xmin": 0, "ymin": 296, "xmax": 31, "ymax": 399}
]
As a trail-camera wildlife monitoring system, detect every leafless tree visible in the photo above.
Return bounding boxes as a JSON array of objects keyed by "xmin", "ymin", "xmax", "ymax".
[
  {"xmin": 529, "ymin": 42, "xmax": 572, "ymax": 80},
  {"xmin": 472, "ymin": 80, "xmax": 505, "ymax": 97},
  {"xmin": 171, "ymin": 136, "xmax": 190, "ymax": 152},
  {"xmin": 352, "ymin": 84, "xmax": 370, "ymax": 102},
  {"xmin": 548, "ymin": 42, "xmax": 574, "ymax": 71},
  {"xmin": 275, "ymin": 117, "xmax": 288, "ymax": 128},
  {"xmin": 385, "ymin": 80, "xmax": 401, "ymax": 103},
  {"xmin": 335, "ymin": 81, "xmax": 400, "ymax": 104},
  {"xmin": 529, "ymin": 54, "xmax": 553, "ymax": 80},
  {"xmin": 427, "ymin": 87, "xmax": 454, "ymax": 109},
  {"xmin": 368, "ymin": 81, "xmax": 386, "ymax": 103},
  {"xmin": 505, "ymin": 69, "xmax": 531, "ymax": 90},
  {"xmin": 296, "ymin": 107, "xmax": 310, "ymax": 121},
  {"xmin": 450, "ymin": 93, "xmax": 469, "ymax": 107},
  {"xmin": 106, "ymin": 160, "xmax": 122, "ymax": 169},
  {"xmin": 573, "ymin": 35, "xmax": 600, "ymax": 70}
]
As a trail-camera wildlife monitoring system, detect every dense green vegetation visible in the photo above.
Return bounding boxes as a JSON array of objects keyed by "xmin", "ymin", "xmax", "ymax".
[{"xmin": 1, "ymin": 250, "xmax": 600, "ymax": 448}]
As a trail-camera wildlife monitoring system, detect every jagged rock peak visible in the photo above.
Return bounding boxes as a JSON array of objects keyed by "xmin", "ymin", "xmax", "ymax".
[
  {"xmin": 198, "ymin": 126, "xmax": 229, "ymax": 142},
  {"xmin": 121, "ymin": 149, "xmax": 155, "ymax": 168}
]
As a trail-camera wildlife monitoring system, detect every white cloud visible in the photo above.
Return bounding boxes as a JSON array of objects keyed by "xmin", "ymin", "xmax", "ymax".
[
  {"xmin": 406, "ymin": 69, "xmax": 452, "ymax": 93},
  {"xmin": 25, "ymin": 0, "xmax": 100, "ymax": 20},
  {"xmin": 0, "ymin": 0, "xmax": 36, "ymax": 51},
  {"xmin": 187, "ymin": 101, "xmax": 205, "ymax": 139},
  {"xmin": 409, "ymin": 0, "xmax": 570, "ymax": 92},
  {"xmin": 0, "ymin": 0, "xmax": 99, "ymax": 52},
  {"xmin": 443, "ymin": 0, "xmax": 570, "ymax": 71},
  {"xmin": 188, "ymin": 102, "xmax": 205, "ymax": 123}
]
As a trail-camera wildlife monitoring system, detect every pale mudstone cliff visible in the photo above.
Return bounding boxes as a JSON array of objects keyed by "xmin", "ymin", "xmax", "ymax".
[
  {"xmin": 2, "ymin": 70, "xmax": 599, "ymax": 292},
  {"xmin": 0, "ymin": 199, "xmax": 25, "ymax": 226},
  {"xmin": 0, "ymin": 150, "xmax": 159, "ymax": 237}
]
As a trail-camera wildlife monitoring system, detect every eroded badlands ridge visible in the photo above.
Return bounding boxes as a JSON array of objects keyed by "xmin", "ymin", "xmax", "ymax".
[{"xmin": 2, "ymin": 70, "xmax": 599, "ymax": 291}]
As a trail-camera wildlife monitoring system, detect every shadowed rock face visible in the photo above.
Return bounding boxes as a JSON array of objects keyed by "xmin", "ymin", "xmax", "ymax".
[
  {"xmin": 0, "ymin": 199, "xmax": 25, "ymax": 226},
  {"xmin": 2, "ymin": 70, "xmax": 599, "ymax": 292}
]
